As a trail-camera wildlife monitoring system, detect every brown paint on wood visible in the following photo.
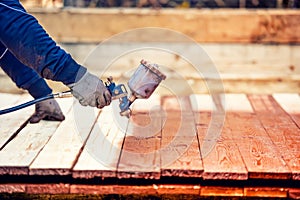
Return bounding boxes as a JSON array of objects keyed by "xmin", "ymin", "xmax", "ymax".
[
  {"xmin": 156, "ymin": 184, "xmax": 200, "ymax": 195},
  {"xmin": 227, "ymin": 112, "xmax": 291, "ymax": 179},
  {"xmin": 26, "ymin": 184, "xmax": 70, "ymax": 194},
  {"xmin": 70, "ymin": 185, "xmax": 157, "ymax": 195},
  {"xmin": 160, "ymin": 96, "xmax": 203, "ymax": 177},
  {"xmin": 197, "ymin": 112, "xmax": 248, "ymax": 180},
  {"xmin": 0, "ymin": 184, "xmax": 26, "ymax": 193},
  {"xmin": 244, "ymin": 187, "xmax": 288, "ymax": 198},
  {"xmin": 288, "ymin": 188, "xmax": 300, "ymax": 199},
  {"xmin": 248, "ymin": 95, "xmax": 300, "ymax": 180},
  {"xmin": 117, "ymin": 113, "xmax": 161, "ymax": 179},
  {"xmin": 200, "ymin": 186, "xmax": 243, "ymax": 197}
]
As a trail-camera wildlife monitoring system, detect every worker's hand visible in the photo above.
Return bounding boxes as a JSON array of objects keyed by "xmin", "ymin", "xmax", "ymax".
[
  {"xmin": 68, "ymin": 71, "xmax": 111, "ymax": 108},
  {"xmin": 30, "ymin": 99, "xmax": 65, "ymax": 123}
]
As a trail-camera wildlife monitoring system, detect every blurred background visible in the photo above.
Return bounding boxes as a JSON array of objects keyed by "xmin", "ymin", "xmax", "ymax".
[
  {"xmin": 20, "ymin": 0, "xmax": 300, "ymax": 9},
  {"xmin": 1, "ymin": 0, "xmax": 299, "ymax": 95}
]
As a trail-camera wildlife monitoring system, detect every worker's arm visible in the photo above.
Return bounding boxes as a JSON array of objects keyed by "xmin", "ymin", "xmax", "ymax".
[{"xmin": 0, "ymin": 1, "xmax": 111, "ymax": 108}]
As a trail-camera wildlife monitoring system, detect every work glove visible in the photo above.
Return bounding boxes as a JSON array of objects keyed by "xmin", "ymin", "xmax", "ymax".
[
  {"xmin": 68, "ymin": 71, "xmax": 111, "ymax": 108},
  {"xmin": 30, "ymin": 99, "xmax": 65, "ymax": 124}
]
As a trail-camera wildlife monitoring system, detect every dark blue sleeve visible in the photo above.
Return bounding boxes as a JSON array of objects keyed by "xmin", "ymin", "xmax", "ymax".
[
  {"xmin": 0, "ymin": 43, "xmax": 52, "ymax": 99},
  {"xmin": 0, "ymin": 1, "xmax": 86, "ymax": 85}
]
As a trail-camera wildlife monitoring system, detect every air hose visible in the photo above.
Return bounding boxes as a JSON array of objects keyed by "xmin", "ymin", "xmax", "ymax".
[{"xmin": 0, "ymin": 90, "xmax": 72, "ymax": 115}]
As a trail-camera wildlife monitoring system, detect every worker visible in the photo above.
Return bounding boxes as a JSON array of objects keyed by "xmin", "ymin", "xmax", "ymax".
[
  {"xmin": 0, "ymin": 43, "xmax": 65, "ymax": 123},
  {"xmin": 0, "ymin": 1, "xmax": 111, "ymax": 123}
]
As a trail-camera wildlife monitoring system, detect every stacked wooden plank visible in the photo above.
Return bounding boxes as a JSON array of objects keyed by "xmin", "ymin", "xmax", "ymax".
[{"xmin": 0, "ymin": 92, "xmax": 299, "ymax": 198}]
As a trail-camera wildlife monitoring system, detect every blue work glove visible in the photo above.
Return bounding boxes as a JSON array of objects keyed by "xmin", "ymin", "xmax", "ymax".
[{"xmin": 68, "ymin": 71, "xmax": 112, "ymax": 108}]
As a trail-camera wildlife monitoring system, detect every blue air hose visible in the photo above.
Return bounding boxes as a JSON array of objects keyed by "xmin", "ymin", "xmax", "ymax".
[{"xmin": 0, "ymin": 91, "xmax": 72, "ymax": 115}]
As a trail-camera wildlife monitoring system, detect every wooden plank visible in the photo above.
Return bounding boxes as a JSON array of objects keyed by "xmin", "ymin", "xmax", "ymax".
[
  {"xmin": 226, "ymin": 94, "xmax": 291, "ymax": 179},
  {"xmin": 26, "ymin": 184, "xmax": 70, "ymax": 194},
  {"xmin": 273, "ymin": 93, "xmax": 300, "ymax": 127},
  {"xmin": 197, "ymin": 115, "xmax": 248, "ymax": 180},
  {"xmin": 72, "ymin": 102, "xmax": 126, "ymax": 179},
  {"xmin": 200, "ymin": 186, "xmax": 243, "ymax": 197},
  {"xmin": 248, "ymin": 95, "xmax": 300, "ymax": 180},
  {"xmin": 131, "ymin": 93, "xmax": 161, "ymax": 115},
  {"xmin": 29, "ymin": 9, "xmax": 300, "ymax": 43},
  {"xmin": 191, "ymin": 94, "xmax": 247, "ymax": 180},
  {"xmin": 0, "ymin": 184, "xmax": 26, "ymax": 193},
  {"xmin": 0, "ymin": 93, "xmax": 20, "ymax": 107},
  {"xmin": 70, "ymin": 184, "xmax": 157, "ymax": 195},
  {"xmin": 29, "ymin": 101, "xmax": 100, "ymax": 175},
  {"xmin": 117, "ymin": 113, "xmax": 161, "ymax": 179},
  {"xmin": 0, "ymin": 98, "xmax": 72, "ymax": 175},
  {"xmin": 244, "ymin": 187, "xmax": 288, "ymax": 198},
  {"xmin": 156, "ymin": 184, "xmax": 200, "ymax": 195},
  {"xmin": 0, "ymin": 94, "xmax": 33, "ymax": 149},
  {"xmin": 160, "ymin": 96, "xmax": 203, "ymax": 177},
  {"xmin": 288, "ymin": 188, "xmax": 300, "ymax": 199},
  {"xmin": 116, "ymin": 93, "xmax": 162, "ymax": 179}
]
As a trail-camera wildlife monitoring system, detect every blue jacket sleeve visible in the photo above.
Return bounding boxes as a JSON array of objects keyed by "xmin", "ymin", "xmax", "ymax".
[
  {"xmin": 0, "ymin": 1, "xmax": 86, "ymax": 85},
  {"xmin": 0, "ymin": 43, "xmax": 52, "ymax": 99}
]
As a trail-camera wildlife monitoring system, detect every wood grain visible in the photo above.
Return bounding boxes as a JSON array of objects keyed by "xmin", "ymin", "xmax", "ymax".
[
  {"xmin": 0, "ymin": 94, "xmax": 33, "ymax": 149},
  {"xmin": 190, "ymin": 94, "xmax": 247, "ymax": 180},
  {"xmin": 117, "ymin": 113, "xmax": 161, "ymax": 179},
  {"xmin": 273, "ymin": 93, "xmax": 300, "ymax": 128},
  {"xmin": 244, "ymin": 187, "xmax": 288, "ymax": 198},
  {"xmin": 70, "ymin": 184, "xmax": 157, "ymax": 195},
  {"xmin": 117, "ymin": 94, "xmax": 162, "ymax": 179},
  {"xmin": 249, "ymin": 95, "xmax": 300, "ymax": 180},
  {"xmin": 0, "ymin": 98, "xmax": 72, "ymax": 175},
  {"xmin": 156, "ymin": 184, "xmax": 200, "ymax": 195},
  {"xmin": 160, "ymin": 96, "xmax": 203, "ymax": 177},
  {"xmin": 200, "ymin": 186, "xmax": 243, "ymax": 197},
  {"xmin": 73, "ymin": 103, "xmax": 127, "ymax": 178},
  {"xmin": 29, "ymin": 9, "xmax": 300, "ymax": 43},
  {"xmin": 29, "ymin": 101, "xmax": 99, "ymax": 175},
  {"xmin": 197, "ymin": 114, "xmax": 248, "ymax": 180},
  {"xmin": 226, "ymin": 94, "xmax": 291, "ymax": 179}
]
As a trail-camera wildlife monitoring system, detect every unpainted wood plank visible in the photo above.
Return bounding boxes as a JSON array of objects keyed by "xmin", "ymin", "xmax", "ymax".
[
  {"xmin": 131, "ymin": 93, "xmax": 161, "ymax": 115},
  {"xmin": 117, "ymin": 112, "xmax": 161, "ymax": 179},
  {"xmin": 226, "ymin": 94, "xmax": 291, "ymax": 179},
  {"xmin": 248, "ymin": 95, "xmax": 300, "ymax": 180},
  {"xmin": 191, "ymin": 94, "xmax": 247, "ymax": 180},
  {"xmin": 72, "ymin": 102, "xmax": 127, "ymax": 178},
  {"xmin": 29, "ymin": 100, "xmax": 100, "ymax": 175},
  {"xmin": 160, "ymin": 96, "xmax": 203, "ymax": 177},
  {"xmin": 273, "ymin": 93, "xmax": 300, "ymax": 127},
  {"xmin": 0, "ymin": 93, "xmax": 21, "ymax": 107},
  {"xmin": 31, "ymin": 9, "xmax": 300, "ymax": 43},
  {"xmin": 0, "ymin": 93, "xmax": 33, "ymax": 149},
  {"xmin": 0, "ymin": 98, "xmax": 72, "ymax": 175}
]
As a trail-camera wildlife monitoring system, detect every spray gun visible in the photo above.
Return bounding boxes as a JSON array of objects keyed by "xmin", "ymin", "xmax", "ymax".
[
  {"xmin": 0, "ymin": 60, "xmax": 166, "ymax": 117},
  {"xmin": 105, "ymin": 59, "xmax": 166, "ymax": 118}
]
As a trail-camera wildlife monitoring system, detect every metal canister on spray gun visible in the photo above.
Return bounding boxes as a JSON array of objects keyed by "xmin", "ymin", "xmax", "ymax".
[{"xmin": 106, "ymin": 59, "xmax": 166, "ymax": 117}]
